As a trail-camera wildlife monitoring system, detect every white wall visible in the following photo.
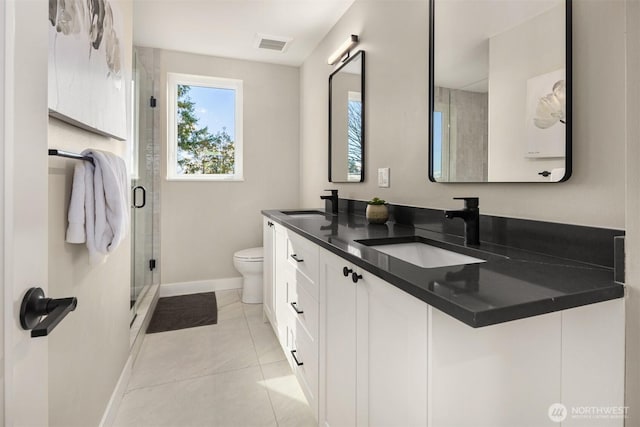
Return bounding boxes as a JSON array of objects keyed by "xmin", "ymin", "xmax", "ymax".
[
  {"xmin": 0, "ymin": 0, "xmax": 5, "ymax": 421},
  {"xmin": 47, "ymin": 1, "xmax": 133, "ymax": 425},
  {"xmin": 300, "ymin": 0, "xmax": 626, "ymax": 229},
  {"xmin": 158, "ymin": 50, "xmax": 300, "ymax": 285},
  {"xmin": 625, "ymin": 0, "xmax": 640, "ymax": 422},
  {"xmin": 488, "ymin": 5, "xmax": 565, "ymax": 181}
]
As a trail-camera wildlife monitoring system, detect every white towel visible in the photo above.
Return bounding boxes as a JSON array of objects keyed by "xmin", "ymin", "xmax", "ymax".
[
  {"xmin": 66, "ymin": 149, "xmax": 129, "ymax": 265},
  {"xmin": 65, "ymin": 162, "xmax": 87, "ymax": 243}
]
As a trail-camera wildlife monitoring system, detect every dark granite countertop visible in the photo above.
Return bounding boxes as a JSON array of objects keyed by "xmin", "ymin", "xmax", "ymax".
[{"xmin": 262, "ymin": 209, "xmax": 624, "ymax": 328}]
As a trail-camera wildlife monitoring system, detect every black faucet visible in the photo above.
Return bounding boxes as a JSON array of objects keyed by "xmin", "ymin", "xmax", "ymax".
[
  {"xmin": 444, "ymin": 197, "xmax": 480, "ymax": 245},
  {"xmin": 321, "ymin": 189, "xmax": 339, "ymax": 215}
]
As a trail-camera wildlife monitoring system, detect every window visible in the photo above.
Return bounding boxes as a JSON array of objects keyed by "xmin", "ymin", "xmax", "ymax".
[
  {"xmin": 432, "ymin": 111, "xmax": 443, "ymax": 179},
  {"xmin": 167, "ymin": 73, "xmax": 243, "ymax": 181},
  {"xmin": 347, "ymin": 91, "xmax": 362, "ymax": 182}
]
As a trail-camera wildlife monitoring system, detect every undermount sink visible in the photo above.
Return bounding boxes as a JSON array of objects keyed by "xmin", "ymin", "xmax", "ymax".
[
  {"xmin": 281, "ymin": 210, "xmax": 327, "ymax": 218},
  {"xmin": 358, "ymin": 238, "xmax": 486, "ymax": 269}
]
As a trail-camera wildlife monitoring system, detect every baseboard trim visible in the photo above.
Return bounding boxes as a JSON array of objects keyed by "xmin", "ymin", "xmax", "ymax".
[{"xmin": 160, "ymin": 277, "xmax": 242, "ymax": 297}]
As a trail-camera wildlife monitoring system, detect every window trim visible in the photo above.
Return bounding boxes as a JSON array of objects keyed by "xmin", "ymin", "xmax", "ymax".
[{"xmin": 167, "ymin": 72, "xmax": 244, "ymax": 181}]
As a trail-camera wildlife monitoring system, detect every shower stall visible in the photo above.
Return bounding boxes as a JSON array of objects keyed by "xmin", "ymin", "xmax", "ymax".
[{"xmin": 130, "ymin": 48, "xmax": 159, "ymax": 323}]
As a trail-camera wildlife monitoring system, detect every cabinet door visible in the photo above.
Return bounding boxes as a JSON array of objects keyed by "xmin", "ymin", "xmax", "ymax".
[
  {"xmin": 320, "ymin": 252, "xmax": 357, "ymax": 427},
  {"xmin": 262, "ymin": 217, "xmax": 275, "ymax": 323},
  {"xmin": 428, "ymin": 308, "xmax": 561, "ymax": 427},
  {"xmin": 561, "ymin": 299, "xmax": 624, "ymax": 427},
  {"xmin": 357, "ymin": 272, "xmax": 428, "ymax": 427},
  {"xmin": 274, "ymin": 226, "xmax": 291, "ymax": 344}
]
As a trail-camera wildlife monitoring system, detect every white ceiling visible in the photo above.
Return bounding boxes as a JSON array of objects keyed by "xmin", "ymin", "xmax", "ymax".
[{"xmin": 133, "ymin": 0, "xmax": 355, "ymax": 66}]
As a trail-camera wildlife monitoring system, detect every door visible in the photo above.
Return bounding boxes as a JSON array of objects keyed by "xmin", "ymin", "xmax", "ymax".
[
  {"xmin": 130, "ymin": 49, "xmax": 155, "ymax": 320},
  {"xmin": 319, "ymin": 249, "xmax": 429, "ymax": 427},
  {"xmin": 359, "ymin": 272, "xmax": 428, "ymax": 427},
  {"xmin": 262, "ymin": 217, "xmax": 275, "ymax": 323},
  {"xmin": 274, "ymin": 226, "xmax": 290, "ymax": 344},
  {"xmin": 428, "ymin": 309, "xmax": 561, "ymax": 427},
  {"xmin": 3, "ymin": 0, "xmax": 50, "ymax": 424},
  {"xmin": 320, "ymin": 251, "xmax": 357, "ymax": 427}
]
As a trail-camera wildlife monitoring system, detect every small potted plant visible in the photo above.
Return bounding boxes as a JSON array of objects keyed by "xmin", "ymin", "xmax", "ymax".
[{"xmin": 366, "ymin": 197, "xmax": 389, "ymax": 224}]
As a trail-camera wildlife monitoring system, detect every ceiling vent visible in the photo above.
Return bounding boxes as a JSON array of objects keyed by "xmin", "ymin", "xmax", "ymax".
[{"xmin": 255, "ymin": 34, "xmax": 292, "ymax": 53}]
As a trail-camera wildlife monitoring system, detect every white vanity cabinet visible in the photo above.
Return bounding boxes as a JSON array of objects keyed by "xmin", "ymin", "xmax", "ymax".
[
  {"xmin": 262, "ymin": 216, "xmax": 321, "ymax": 419},
  {"xmin": 262, "ymin": 217, "xmax": 276, "ymax": 324},
  {"xmin": 262, "ymin": 216, "xmax": 625, "ymax": 427},
  {"xmin": 263, "ymin": 217, "xmax": 290, "ymax": 342},
  {"xmin": 428, "ymin": 308, "xmax": 562, "ymax": 427},
  {"xmin": 318, "ymin": 249, "xmax": 429, "ymax": 427},
  {"xmin": 273, "ymin": 223, "xmax": 290, "ymax": 344},
  {"xmin": 428, "ymin": 298, "xmax": 624, "ymax": 427},
  {"xmin": 318, "ymin": 250, "xmax": 357, "ymax": 427},
  {"xmin": 284, "ymin": 230, "xmax": 320, "ymax": 418}
]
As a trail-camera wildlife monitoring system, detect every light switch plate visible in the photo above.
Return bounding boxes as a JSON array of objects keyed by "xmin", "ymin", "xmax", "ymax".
[{"xmin": 378, "ymin": 168, "xmax": 390, "ymax": 187}]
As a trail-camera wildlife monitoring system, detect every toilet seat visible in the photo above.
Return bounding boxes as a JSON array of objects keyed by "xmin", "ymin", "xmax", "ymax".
[{"xmin": 234, "ymin": 247, "xmax": 263, "ymax": 262}]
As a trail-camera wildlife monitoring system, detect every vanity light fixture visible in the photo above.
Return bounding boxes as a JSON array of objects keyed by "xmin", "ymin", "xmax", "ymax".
[{"xmin": 327, "ymin": 34, "xmax": 359, "ymax": 65}]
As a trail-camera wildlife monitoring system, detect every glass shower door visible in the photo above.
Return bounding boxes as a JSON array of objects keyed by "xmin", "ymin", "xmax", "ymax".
[{"xmin": 130, "ymin": 50, "xmax": 155, "ymax": 321}]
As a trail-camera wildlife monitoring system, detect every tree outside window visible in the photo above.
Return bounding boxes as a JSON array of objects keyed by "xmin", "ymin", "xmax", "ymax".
[
  {"xmin": 167, "ymin": 73, "xmax": 243, "ymax": 181},
  {"xmin": 176, "ymin": 85, "xmax": 235, "ymax": 175}
]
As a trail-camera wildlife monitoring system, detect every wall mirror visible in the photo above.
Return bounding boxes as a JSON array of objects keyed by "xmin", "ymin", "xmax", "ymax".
[
  {"xmin": 429, "ymin": 0, "xmax": 571, "ymax": 183},
  {"xmin": 329, "ymin": 50, "xmax": 365, "ymax": 182}
]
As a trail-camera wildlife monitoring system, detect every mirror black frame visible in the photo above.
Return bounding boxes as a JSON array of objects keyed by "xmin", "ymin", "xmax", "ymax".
[
  {"xmin": 428, "ymin": 0, "xmax": 572, "ymax": 183},
  {"xmin": 329, "ymin": 50, "xmax": 365, "ymax": 183}
]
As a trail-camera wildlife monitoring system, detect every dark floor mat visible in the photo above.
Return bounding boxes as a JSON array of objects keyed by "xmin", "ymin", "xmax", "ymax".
[{"xmin": 147, "ymin": 292, "xmax": 218, "ymax": 334}]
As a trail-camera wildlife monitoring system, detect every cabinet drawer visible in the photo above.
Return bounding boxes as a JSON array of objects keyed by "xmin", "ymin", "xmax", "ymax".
[
  {"xmin": 286, "ymin": 231, "xmax": 319, "ymax": 283},
  {"xmin": 288, "ymin": 275, "xmax": 319, "ymax": 341},
  {"xmin": 291, "ymin": 320, "xmax": 318, "ymax": 412}
]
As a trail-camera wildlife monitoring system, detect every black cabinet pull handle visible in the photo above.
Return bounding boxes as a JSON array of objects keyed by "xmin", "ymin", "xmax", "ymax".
[
  {"xmin": 267, "ymin": 221, "xmax": 274, "ymax": 227},
  {"xmin": 291, "ymin": 302, "xmax": 304, "ymax": 314},
  {"xmin": 343, "ymin": 267, "xmax": 353, "ymax": 277},
  {"xmin": 20, "ymin": 287, "xmax": 78, "ymax": 337},
  {"xmin": 290, "ymin": 254, "xmax": 304, "ymax": 263},
  {"xmin": 291, "ymin": 350, "xmax": 304, "ymax": 366},
  {"xmin": 538, "ymin": 171, "xmax": 551, "ymax": 177},
  {"xmin": 352, "ymin": 272, "xmax": 363, "ymax": 283}
]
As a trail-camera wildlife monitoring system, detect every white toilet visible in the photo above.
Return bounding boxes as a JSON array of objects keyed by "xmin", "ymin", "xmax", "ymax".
[{"xmin": 233, "ymin": 247, "xmax": 264, "ymax": 304}]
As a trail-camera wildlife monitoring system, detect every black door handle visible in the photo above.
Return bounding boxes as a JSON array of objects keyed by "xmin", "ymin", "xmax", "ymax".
[
  {"xmin": 343, "ymin": 267, "xmax": 353, "ymax": 277},
  {"xmin": 132, "ymin": 185, "xmax": 147, "ymax": 208},
  {"xmin": 352, "ymin": 272, "xmax": 363, "ymax": 283},
  {"xmin": 290, "ymin": 254, "xmax": 304, "ymax": 263},
  {"xmin": 20, "ymin": 287, "xmax": 78, "ymax": 337}
]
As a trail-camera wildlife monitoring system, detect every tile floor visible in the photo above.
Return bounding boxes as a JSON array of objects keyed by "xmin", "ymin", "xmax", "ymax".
[{"xmin": 114, "ymin": 290, "xmax": 317, "ymax": 427}]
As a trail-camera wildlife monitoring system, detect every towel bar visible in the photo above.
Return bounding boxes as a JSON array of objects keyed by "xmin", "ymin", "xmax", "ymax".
[{"xmin": 48, "ymin": 149, "xmax": 94, "ymax": 165}]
